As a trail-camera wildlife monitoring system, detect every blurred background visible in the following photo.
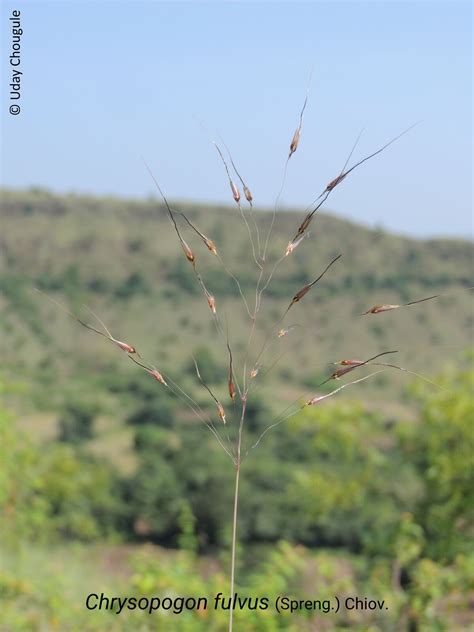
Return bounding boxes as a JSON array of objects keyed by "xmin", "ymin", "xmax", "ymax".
[{"xmin": 1, "ymin": 1, "xmax": 473, "ymax": 630}]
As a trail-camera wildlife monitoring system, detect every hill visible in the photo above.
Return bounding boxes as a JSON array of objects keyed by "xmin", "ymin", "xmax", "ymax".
[{"xmin": 1, "ymin": 187, "xmax": 472, "ymax": 416}]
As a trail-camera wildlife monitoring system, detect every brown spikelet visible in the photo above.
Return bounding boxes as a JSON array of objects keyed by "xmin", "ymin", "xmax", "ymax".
[
  {"xmin": 230, "ymin": 180, "xmax": 241, "ymax": 204},
  {"xmin": 285, "ymin": 233, "xmax": 307, "ymax": 257},
  {"xmin": 331, "ymin": 366, "xmax": 358, "ymax": 380},
  {"xmin": 277, "ymin": 325, "xmax": 299, "ymax": 338},
  {"xmin": 296, "ymin": 213, "xmax": 313, "ymax": 237},
  {"xmin": 363, "ymin": 304, "xmax": 400, "ymax": 315},
  {"xmin": 288, "ymin": 127, "xmax": 301, "ymax": 160},
  {"xmin": 128, "ymin": 356, "xmax": 168, "ymax": 387},
  {"xmin": 149, "ymin": 369, "xmax": 167, "ymax": 386},
  {"xmin": 318, "ymin": 350, "xmax": 399, "ymax": 387},
  {"xmin": 114, "ymin": 340, "xmax": 137, "ymax": 354},
  {"xmin": 282, "ymin": 255, "xmax": 342, "ymax": 319},
  {"xmin": 306, "ymin": 394, "xmax": 326, "ymax": 406},
  {"xmin": 217, "ymin": 401, "xmax": 226, "ymax": 424},
  {"xmin": 326, "ymin": 173, "xmax": 347, "ymax": 192},
  {"xmin": 250, "ymin": 366, "xmax": 259, "ymax": 379},
  {"xmin": 290, "ymin": 284, "xmax": 312, "ymax": 307},
  {"xmin": 339, "ymin": 359, "xmax": 364, "ymax": 366},
  {"xmin": 228, "ymin": 378, "xmax": 236, "ymax": 402},
  {"xmin": 205, "ymin": 291, "xmax": 217, "ymax": 314},
  {"xmin": 181, "ymin": 239, "xmax": 195, "ymax": 263},
  {"xmin": 205, "ymin": 239, "xmax": 218, "ymax": 256},
  {"xmin": 288, "ymin": 80, "xmax": 310, "ymax": 160},
  {"xmin": 289, "ymin": 127, "xmax": 301, "ymax": 159},
  {"xmin": 364, "ymin": 294, "xmax": 440, "ymax": 315},
  {"xmin": 243, "ymin": 185, "xmax": 253, "ymax": 204},
  {"xmin": 35, "ymin": 291, "xmax": 142, "ymax": 357}
]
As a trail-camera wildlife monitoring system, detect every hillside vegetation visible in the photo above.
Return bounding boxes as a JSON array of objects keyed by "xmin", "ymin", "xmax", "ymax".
[{"xmin": 1, "ymin": 187, "xmax": 471, "ymax": 413}]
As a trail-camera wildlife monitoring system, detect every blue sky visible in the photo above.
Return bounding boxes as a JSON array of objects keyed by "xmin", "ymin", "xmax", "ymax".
[{"xmin": 1, "ymin": 1, "xmax": 472, "ymax": 237}]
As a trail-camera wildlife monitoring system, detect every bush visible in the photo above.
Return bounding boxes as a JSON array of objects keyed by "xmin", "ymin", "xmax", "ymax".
[{"xmin": 58, "ymin": 401, "xmax": 98, "ymax": 443}]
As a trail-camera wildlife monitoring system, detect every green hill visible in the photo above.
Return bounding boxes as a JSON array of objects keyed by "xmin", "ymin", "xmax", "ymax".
[{"xmin": 1, "ymin": 187, "xmax": 472, "ymax": 415}]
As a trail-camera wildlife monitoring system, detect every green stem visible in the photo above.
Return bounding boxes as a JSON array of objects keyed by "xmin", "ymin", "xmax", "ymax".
[
  {"xmin": 229, "ymin": 399, "xmax": 246, "ymax": 632},
  {"xmin": 228, "ymin": 462, "xmax": 240, "ymax": 632}
]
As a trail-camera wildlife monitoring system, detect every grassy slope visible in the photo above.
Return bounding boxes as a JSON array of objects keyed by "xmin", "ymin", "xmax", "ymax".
[{"xmin": 1, "ymin": 187, "xmax": 472, "ymax": 418}]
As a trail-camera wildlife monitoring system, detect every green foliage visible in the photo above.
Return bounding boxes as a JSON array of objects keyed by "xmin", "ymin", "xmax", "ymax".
[
  {"xmin": 114, "ymin": 271, "xmax": 150, "ymax": 299},
  {"xmin": 1, "ymin": 389, "xmax": 121, "ymax": 544},
  {"xmin": 129, "ymin": 426, "xmax": 233, "ymax": 547},
  {"xmin": 270, "ymin": 402, "xmax": 421, "ymax": 552},
  {"xmin": 399, "ymin": 366, "xmax": 474, "ymax": 562},
  {"xmin": 1, "ymin": 369, "xmax": 473, "ymax": 628},
  {"xmin": 35, "ymin": 445, "xmax": 121, "ymax": 540},
  {"xmin": 58, "ymin": 400, "xmax": 98, "ymax": 443},
  {"xmin": 127, "ymin": 398, "xmax": 176, "ymax": 428}
]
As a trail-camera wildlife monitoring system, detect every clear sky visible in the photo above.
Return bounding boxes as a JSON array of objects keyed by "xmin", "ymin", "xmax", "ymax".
[{"xmin": 1, "ymin": 1, "xmax": 472, "ymax": 237}]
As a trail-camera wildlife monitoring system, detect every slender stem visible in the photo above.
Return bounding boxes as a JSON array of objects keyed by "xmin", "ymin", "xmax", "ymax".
[
  {"xmin": 228, "ymin": 462, "xmax": 240, "ymax": 632},
  {"xmin": 229, "ymin": 400, "xmax": 246, "ymax": 632}
]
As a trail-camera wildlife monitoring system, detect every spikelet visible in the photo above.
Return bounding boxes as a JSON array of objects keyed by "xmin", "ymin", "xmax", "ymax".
[
  {"xmin": 228, "ymin": 378, "xmax": 236, "ymax": 402},
  {"xmin": 331, "ymin": 366, "xmax": 357, "ymax": 380},
  {"xmin": 217, "ymin": 402, "xmax": 226, "ymax": 424},
  {"xmin": 289, "ymin": 127, "xmax": 301, "ymax": 159},
  {"xmin": 180, "ymin": 213, "xmax": 218, "ymax": 256},
  {"xmin": 230, "ymin": 180, "xmax": 241, "ymax": 204},
  {"xmin": 204, "ymin": 238, "xmax": 218, "ymax": 256},
  {"xmin": 205, "ymin": 291, "xmax": 217, "ymax": 314},
  {"xmin": 250, "ymin": 366, "xmax": 259, "ymax": 379},
  {"xmin": 243, "ymin": 185, "xmax": 253, "ymax": 204},
  {"xmin": 339, "ymin": 359, "xmax": 364, "ymax": 366},
  {"xmin": 285, "ymin": 233, "xmax": 307, "ymax": 257},
  {"xmin": 113, "ymin": 339, "xmax": 137, "ymax": 354},
  {"xmin": 296, "ymin": 213, "xmax": 313, "ymax": 237},
  {"xmin": 306, "ymin": 394, "xmax": 325, "ymax": 406},
  {"xmin": 181, "ymin": 239, "xmax": 195, "ymax": 263},
  {"xmin": 149, "ymin": 369, "xmax": 167, "ymax": 386},
  {"xmin": 325, "ymin": 173, "xmax": 347, "ymax": 192},
  {"xmin": 290, "ymin": 284, "xmax": 311, "ymax": 306},
  {"xmin": 364, "ymin": 304, "xmax": 400, "ymax": 314}
]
